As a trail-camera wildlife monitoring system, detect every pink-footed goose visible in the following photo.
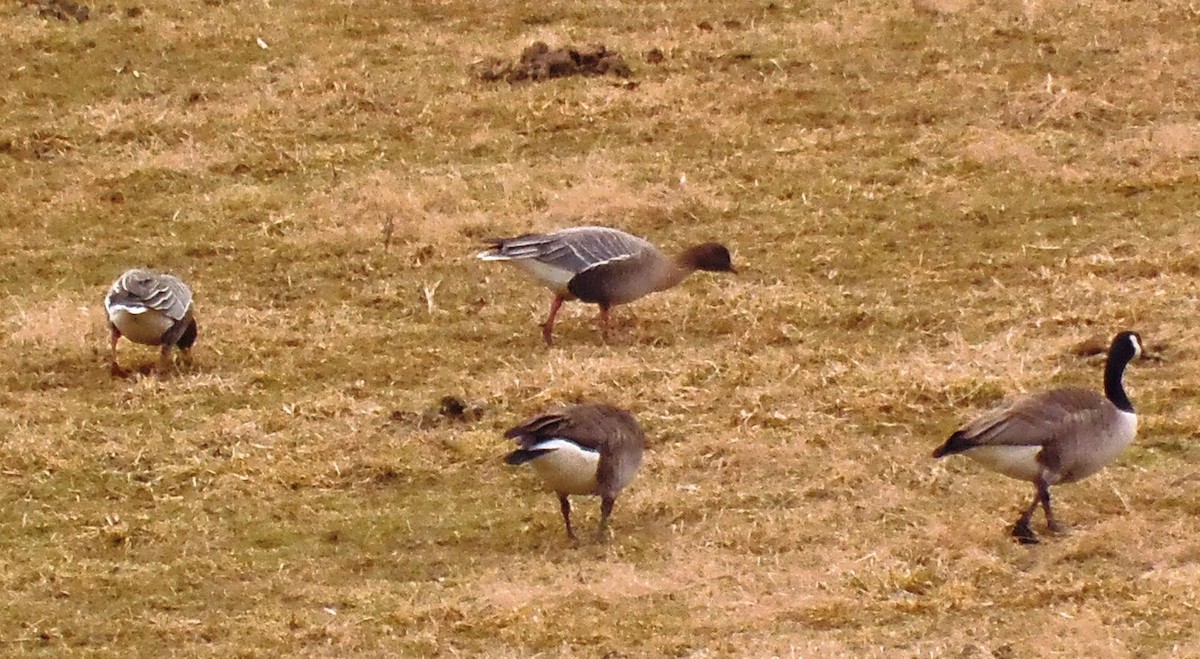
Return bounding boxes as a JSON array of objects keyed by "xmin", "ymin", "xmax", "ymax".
[
  {"xmin": 503, "ymin": 403, "xmax": 645, "ymax": 542},
  {"xmin": 104, "ymin": 268, "xmax": 198, "ymax": 376},
  {"xmin": 932, "ymin": 331, "xmax": 1143, "ymax": 544},
  {"xmin": 477, "ymin": 226, "xmax": 735, "ymax": 345}
]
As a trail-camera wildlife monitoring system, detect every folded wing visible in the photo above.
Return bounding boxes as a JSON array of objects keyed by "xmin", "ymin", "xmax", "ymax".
[
  {"xmin": 479, "ymin": 227, "xmax": 654, "ymax": 276},
  {"xmin": 106, "ymin": 270, "xmax": 193, "ymax": 321},
  {"xmin": 935, "ymin": 388, "xmax": 1110, "ymax": 457}
]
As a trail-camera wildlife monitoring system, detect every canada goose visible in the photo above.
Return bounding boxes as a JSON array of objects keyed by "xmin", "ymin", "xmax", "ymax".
[
  {"xmin": 503, "ymin": 403, "xmax": 645, "ymax": 541},
  {"xmin": 477, "ymin": 226, "xmax": 736, "ymax": 345},
  {"xmin": 932, "ymin": 331, "xmax": 1143, "ymax": 544},
  {"xmin": 104, "ymin": 268, "xmax": 198, "ymax": 376}
]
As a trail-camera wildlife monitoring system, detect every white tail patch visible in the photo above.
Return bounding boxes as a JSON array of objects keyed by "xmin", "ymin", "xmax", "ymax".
[
  {"xmin": 108, "ymin": 308, "xmax": 175, "ymax": 345},
  {"xmin": 524, "ymin": 439, "xmax": 600, "ymax": 495},
  {"xmin": 962, "ymin": 445, "xmax": 1044, "ymax": 483},
  {"xmin": 106, "ymin": 303, "xmax": 152, "ymax": 315},
  {"xmin": 507, "ymin": 259, "xmax": 575, "ymax": 293}
]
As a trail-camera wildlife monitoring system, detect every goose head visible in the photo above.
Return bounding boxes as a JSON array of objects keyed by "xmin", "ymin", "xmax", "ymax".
[{"xmin": 682, "ymin": 243, "xmax": 736, "ymax": 273}]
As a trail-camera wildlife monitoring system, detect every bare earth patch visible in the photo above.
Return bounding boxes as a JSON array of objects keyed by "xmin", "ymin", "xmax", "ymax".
[
  {"xmin": 474, "ymin": 42, "xmax": 632, "ymax": 83},
  {"xmin": 21, "ymin": 0, "xmax": 89, "ymax": 22}
]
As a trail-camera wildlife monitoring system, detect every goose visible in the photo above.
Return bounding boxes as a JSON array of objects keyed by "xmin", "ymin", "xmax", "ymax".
[
  {"xmin": 477, "ymin": 226, "xmax": 736, "ymax": 345},
  {"xmin": 104, "ymin": 268, "xmax": 198, "ymax": 376},
  {"xmin": 502, "ymin": 403, "xmax": 645, "ymax": 541},
  {"xmin": 932, "ymin": 331, "xmax": 1143, "ymax": 544}
]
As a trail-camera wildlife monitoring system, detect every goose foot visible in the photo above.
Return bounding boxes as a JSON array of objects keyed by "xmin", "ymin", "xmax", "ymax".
[{"xmin": 1011, "ymin": 520, "xmax": 1039, "ymax": 545}]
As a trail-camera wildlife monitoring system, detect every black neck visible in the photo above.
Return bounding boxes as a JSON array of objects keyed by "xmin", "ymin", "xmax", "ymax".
[{"xmin": 1104, "ymin": 351, "xmax": 1134, "ymax": 413}]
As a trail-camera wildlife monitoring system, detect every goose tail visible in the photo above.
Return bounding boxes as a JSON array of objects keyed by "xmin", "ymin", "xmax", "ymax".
[
  {"xmin": 504, "ymin": 448, "xmax": 554, "ymax": 465},
  {"xmin": 932, "ymin": 430, "xmax": 974, "ymax": 459},
  {"xmin": 476, "ymin": 247, "xmax": 509, "ymax": 261}
]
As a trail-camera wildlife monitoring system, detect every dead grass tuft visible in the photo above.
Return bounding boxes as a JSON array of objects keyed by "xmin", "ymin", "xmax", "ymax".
[
  {"xmin": 307, "ymin": 170, "xmax": 485, "ymax": 250},
  {"xmin": 1105, "ymin": 121, "xmax": 1200, "ymax": 170},
  {"xmin": 3, "ymin": 295, "xmax": 98, "ymax": 352},
  {"xmin": 962, "ymin": 129, "xmax": 1051, "ymax": 174},
  {"xmin": 539, "ymin": 176, "xmax": 725, "ymax": 234},
  {"xmin": 911, "ymin": 0, "xmax": 967, "ymax": 18}
]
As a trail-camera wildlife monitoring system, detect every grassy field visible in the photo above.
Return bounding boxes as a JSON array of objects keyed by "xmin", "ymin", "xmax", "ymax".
[{"xmin": 3, "ymin": 0, "xmax": 1200, "ymax": 655}]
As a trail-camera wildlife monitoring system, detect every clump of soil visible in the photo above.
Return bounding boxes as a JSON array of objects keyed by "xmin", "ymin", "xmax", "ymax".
[
  {"xmin": 388, "ymin": 395, "xmax": 486, "ymax": 429},
  {"xmin": 22, "ymin": 0, "xmax": 90, "ymax": 22},
  {"xmin": 1069, "ymin": 336, "xmax": 1108, "ymax": 358},
  {"xmin": 435, "ymin": 395, "xmax": 484, "ymax": 423},
  {"xmin": 475, "ymin": 42, "xmax": 631, "ymax": 83}
]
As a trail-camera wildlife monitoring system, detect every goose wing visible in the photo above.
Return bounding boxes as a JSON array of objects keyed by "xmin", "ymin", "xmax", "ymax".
[
  {"xmin": 105, "ymin": 270, "xmax": 193, "ymax": 321},
  {"xmin": 504, "ymin": 403, "xmax": 645, "ymax": 489},
  {"xmin": 935, "ymin": 388, "xmax": 1111, "ymax": 456},
  {"xmin": 566, "ymin": 248, "xmax": 663, "ymax": 305},
  {"xmin": 479, "ymin": 226, "xmax": 655, "ymax": 275}
]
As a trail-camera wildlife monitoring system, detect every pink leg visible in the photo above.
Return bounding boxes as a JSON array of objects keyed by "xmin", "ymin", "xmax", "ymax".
[
  {"xmin": 541, "ymin": 294, "xmax": 564, "ymax": 346},
  {"xmin": 109, "ymin": 327, "xmax": 125, "ymax": 377},
  {"xmin": 598, "ymin": 305, "xmax": 611, "ymax": 343},
  {"xmin": 157, "ymin": 345, "xmax": 174, "ymax": 376}
]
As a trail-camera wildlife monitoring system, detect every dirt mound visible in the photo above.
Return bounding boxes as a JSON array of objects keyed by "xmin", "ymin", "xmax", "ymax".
[
  {"xmin": 22, "ymin": 0, "xmax": 90, "ymax": 22},
  {"xmin": 475, "ymin": 42, "xmax": 631, "ymax": 83}
]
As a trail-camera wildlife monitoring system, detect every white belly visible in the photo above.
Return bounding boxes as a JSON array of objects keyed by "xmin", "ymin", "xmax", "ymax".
[
  {"xmin": 109, "ymin": 307, "xmax": 175, "ymax": 345},
  {"xmin": 963, "ymin": 445, "xmax": 1044, "ymax": 483},
  {"xmin": 528, "ymin": 439, "xmax": 600, "ymax": 495},
  {"xmin": 510, "ymin": 260, "xmax": 576, "ymax": 295}
]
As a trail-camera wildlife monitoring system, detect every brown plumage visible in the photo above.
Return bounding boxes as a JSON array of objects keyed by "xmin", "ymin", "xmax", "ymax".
[
  {"xmin": 477, "ymin": 226, "xmax": 736, "ymax": 345},
  {"xmin": 932, "ymin": 331, "xmax": 1143, "ymax": 543},
  {"xmin": 503, "ymin": 403, "xmax": 646, "ymax": 541}
]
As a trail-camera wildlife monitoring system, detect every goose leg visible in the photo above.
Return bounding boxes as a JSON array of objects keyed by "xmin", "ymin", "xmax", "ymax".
[
  {"xmin": 596, "ymin": 494, "xmax": 615, "ymax": 542},
  {"xmin": 108, "ymin": 326, "xmax": 125, "ymax": 377},
  {"xmin": 157, "ymin": 345, "xmax": 174, "ymax": 376},
  {"xmin": 1012, "ymin": 488, "xmax": 1043, "ymax": 544},
  {"xmin": 558, "ymin": 493, "xmax": 577, "ymax": 541},
  {"xmin": 541, "ymin": 294, "xmax": 564, "ymax": 346},
  {"xmin": 1038, "ymin": 481, "xmax": 1063, "ymax": 533},
  {"xmin": 598, "ymin": 305, "xmax": 612, "ymax": 343},
  {"xmin": 165, "ymin": 319, "xmax": 194, "ymax": 370}
]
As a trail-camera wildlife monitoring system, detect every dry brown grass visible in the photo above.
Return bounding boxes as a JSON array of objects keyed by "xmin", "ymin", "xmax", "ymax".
[{"xmin": 3, "ymin": 0, "xmax": 1200, "ymax": 655}]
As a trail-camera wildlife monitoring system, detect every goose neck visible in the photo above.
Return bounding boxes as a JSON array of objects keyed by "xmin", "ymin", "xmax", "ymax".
[
  {"xmin": 1104, "ymin": 351, "xmax": 1135, "ymax": 413},
  {"xmin": 656, "ymin": 257, "xmax": 696, "ymax": 291}
]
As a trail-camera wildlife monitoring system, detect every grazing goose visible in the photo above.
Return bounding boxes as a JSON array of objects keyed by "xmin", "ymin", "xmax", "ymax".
[
  {"xmin": 503, "ymin": 403, "xmax": 645, "ymax": 541},
  {"xmin": 104, "ymin": 268, "xmax": 198, "ymax": 376},
  {"xmin": 932, "ymin": 331, "xmax": 1143, "ymax": 544},
  {"xmin": 477, "ymin": 226, "xmax": 736, "ymax": 345}
]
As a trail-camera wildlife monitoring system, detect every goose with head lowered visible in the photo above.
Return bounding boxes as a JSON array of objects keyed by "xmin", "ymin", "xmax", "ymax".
[
  {"xmin": 477, "ymin": 226, "xmax": 736, "ymax": 345},
  {"xmin": 932, "ymin": 331, "xmax": 1144, "ymax": 544},
  {"xmin": 104, "ymin": 268, "xmax": 198, "ymax": 376},
  {"xmin": 502, "ymin": 403, "xmax": 645, "ymax": 542}
]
